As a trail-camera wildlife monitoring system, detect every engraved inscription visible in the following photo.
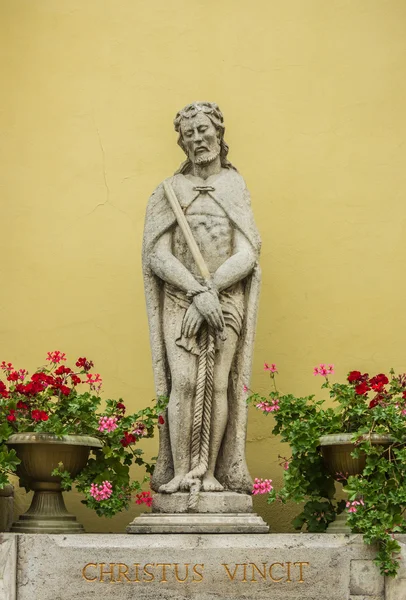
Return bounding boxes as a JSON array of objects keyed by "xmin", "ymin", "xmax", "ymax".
[{"xmin": 82, "ymin": 561, "xmax": 309, "ymax": 584}]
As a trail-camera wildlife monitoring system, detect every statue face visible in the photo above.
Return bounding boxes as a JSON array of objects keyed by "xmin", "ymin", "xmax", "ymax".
[{"xmin": 180, "ymin": 112, "xmax": 221, "ymax": 165}]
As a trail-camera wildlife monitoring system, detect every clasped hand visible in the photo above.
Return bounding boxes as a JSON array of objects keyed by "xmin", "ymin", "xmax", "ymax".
[{"xmin": 182, "ymin": 290, "xmax": 225, "ymax": 338}]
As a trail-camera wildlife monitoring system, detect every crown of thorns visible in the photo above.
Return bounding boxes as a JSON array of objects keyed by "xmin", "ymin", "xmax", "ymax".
[{"xmin": 174, "ymin": 102, "xmax": 225, "ymax": 134}]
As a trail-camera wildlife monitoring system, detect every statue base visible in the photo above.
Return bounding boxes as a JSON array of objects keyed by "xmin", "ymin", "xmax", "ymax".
[
  {"xmin": 127, "ymin": 492, "xmax": 269, "ymax": 533},
  {"xmin": 152, "ymin": 491, "xmax": 252, "ymax": 513},
  {"xmin": 126, "ymin": 512, "xmax": 269, "ymax": 533}
]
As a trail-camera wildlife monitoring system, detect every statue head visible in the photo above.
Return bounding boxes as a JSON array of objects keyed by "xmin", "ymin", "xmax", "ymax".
[{"xmin": 174, "ymin": 102, "xmax": 236, "ymax": 174}]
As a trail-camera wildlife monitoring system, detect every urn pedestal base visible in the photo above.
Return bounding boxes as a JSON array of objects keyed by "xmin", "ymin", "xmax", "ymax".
[
  {"xmin": 326, "ymin": 511, "xmax": 351, "ymax": 534},
  {"xmin": 10, "ymin": 489, "xmax": 84, "ymax": 534}
]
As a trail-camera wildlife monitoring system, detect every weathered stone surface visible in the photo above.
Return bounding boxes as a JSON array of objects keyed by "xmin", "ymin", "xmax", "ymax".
[
  {"xmin": 350, "ymin": 559, "xmax": 384, "ymax": 596},
  {"xmin": 127, "ymin": 512, "xmax": 269, "ymax": 533},
  {"xmin": 0, "ymin": 534, "xmax": 16, "ymax": 600},
  {"xmin": 0, "ymin": 485, "xmax": 14, "ymax": 533},
  {"xmin": 14, "ymin": 533, "xmax": 406, "ymax": 600},
  {"xmin": 385, "ymin": 537, "xmax": 406, "ymax": 600},
  {"xmin": 152, "ymin": 491, "xmax": 253, "ymax": 513},
  {"xmin": 143, "ymin": 102, "xmax": 261, "ymax": 513}
]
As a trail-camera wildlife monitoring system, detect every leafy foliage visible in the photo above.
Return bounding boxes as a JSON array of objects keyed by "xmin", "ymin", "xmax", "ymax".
[
  {"xmin": 0, "ymin": 352, "xmax": 168, "ymax": 517},
  {"xmin": 248, "ymin": 366, "xmax": 406, "ymax": 577}
]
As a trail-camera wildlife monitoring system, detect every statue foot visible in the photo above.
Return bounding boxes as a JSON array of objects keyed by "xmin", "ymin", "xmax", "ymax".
[
  {"xmin": 158, "ymin": 475, "xmax": 185, "ymax": 494},
  {"xmin": 202, "ymin": 473, "xmax": 224, "ymax": 492}
]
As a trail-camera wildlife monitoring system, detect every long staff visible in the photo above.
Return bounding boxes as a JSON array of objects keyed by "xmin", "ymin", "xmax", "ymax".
[{"xmin": 163, "ymin": 180, "xmax": 211, "ymax": 282}]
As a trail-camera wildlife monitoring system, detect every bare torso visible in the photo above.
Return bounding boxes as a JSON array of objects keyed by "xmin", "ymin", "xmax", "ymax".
[{"xmin": 172, "ymin": 193, "xmax": 234, "ymax": 276}]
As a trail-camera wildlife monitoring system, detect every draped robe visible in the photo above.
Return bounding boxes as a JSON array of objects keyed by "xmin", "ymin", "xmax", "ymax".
[{"xmin": 142, "ymin": 168, "xmax": 261, "ymax": 493}]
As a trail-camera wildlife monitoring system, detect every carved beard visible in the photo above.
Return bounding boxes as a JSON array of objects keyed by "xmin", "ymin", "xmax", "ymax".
[{"xmin": 193, "ymin": 147, "xmax": 220, "ymax": 165}]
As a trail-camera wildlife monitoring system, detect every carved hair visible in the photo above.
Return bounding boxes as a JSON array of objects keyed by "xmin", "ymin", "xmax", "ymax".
[{"xmin": 173, "ymin": 102, "xmax": 237, "ymax": 174}]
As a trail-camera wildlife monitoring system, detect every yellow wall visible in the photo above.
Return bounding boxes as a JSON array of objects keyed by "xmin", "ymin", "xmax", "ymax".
[{"xmin": 1, "ymin": 0, "xmax": 406, "ymax": 532}]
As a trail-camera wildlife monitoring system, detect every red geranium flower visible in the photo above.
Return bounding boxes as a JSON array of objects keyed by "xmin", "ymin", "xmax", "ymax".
[
  {"xmin": 46, "ymin": 351, "xmax": 66, "ymax": 364},
  {"xmin": 16, "ymin": 400, "xmax": 28, "ymax": 410},
  {"xmin": 355, "ymin": 381, "xmax": 371, "ymax": 395},
  {"xmin": 31, "ymin": 409, "xmax": 41, "ymax": 421},
  {"xmin": 348, "ymin": 371, "xmax": 362, "ymax": 383},
  {"xmin": 55, "ymin": 365, "xmax": 72, "ymax": 376},
  {"xmin": 31, "ymin": 409, "xmax": 48, "ymax": 421},
  {"xmin": 70, "ymin": 375, "xmax": 81, "ymax": 386},
  {"xmin": 0, "ymin": 381, "xmax": 9, "ymax": 398},
  {"xmin": 0, "ymin": 361, "xmax": 14, "ymax": 372},
  {"xmin": 7, "ymin": 371, "xmax": 19, "ymax": 382},
  {"xmin": 6, "ymin": 410, "xmax": 16, "ymax": 422},
  {"xmin": 75, "ymin": 357, "xmax": 94, "ymax": 372},
  {"xmin": 158, "ymin": 415, "xmax": 165, "ymax": 425},
  {"xmin": 370, "ymin": 374, "xmax": 389, "ymax": 385},
  {"xmin": 135, "ymin": 491, "xmax": 153, "ymax": 507},
  {"xmin": 22, "ymin": 381, "xmax": 45, "ymax": 395},
  {"xmin": 120, "ymin": 432, "xmax": 136, "ymax": 447}
]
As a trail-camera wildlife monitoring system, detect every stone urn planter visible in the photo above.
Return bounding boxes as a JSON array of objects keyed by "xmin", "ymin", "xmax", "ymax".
[
  {"xmin": 6, "ymin": 433, "xmax": 102, "ymax": 534},
  {"xmin": 319, "ymin": 433, "xmax": 394, "ymax": 533}
]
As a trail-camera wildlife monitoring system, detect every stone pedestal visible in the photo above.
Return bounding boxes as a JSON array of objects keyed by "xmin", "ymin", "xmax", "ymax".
[
  {"xmin": 2, "ymin": 532, "xmax": 405, "ymax": 600},
  {"xmin": 326, "ymin": 511, "xmax": 351, "ymax": 534},
  {"xmin": 127, "ymin": 492, "xmax": 269, "ymax": 533},
  {"xmin": 127, "ymin": 512, "xmax": 269, "ymax": 533},
  {"xmin": 0, "ymin": 485, "xmax": 14, "ymax": 533}
]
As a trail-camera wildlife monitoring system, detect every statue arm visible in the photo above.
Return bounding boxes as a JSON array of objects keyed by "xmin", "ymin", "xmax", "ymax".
[
  {"xmin": 211, "ymin": 229, "xmax": 256, "ymax": 292},
  {"xmin": 149, "ymin": 230, "xmax": 205, "ymax": 294}
]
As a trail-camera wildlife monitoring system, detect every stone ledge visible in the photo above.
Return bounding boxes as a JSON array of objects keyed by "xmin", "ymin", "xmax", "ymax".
[{"xmin": 1, "ymin": 533, "xmax": 405, "ymax": 599}]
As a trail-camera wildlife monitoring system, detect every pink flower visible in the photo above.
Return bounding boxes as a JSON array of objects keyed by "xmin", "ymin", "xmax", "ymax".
[
  {"xmin": 346, "ymin": 499, "xmax": 364, "ymax": 514},
  {"xmin": 264, "ymin": 363, "xmax": 278, "ymax": 373},
  {"xmin": 313, "ymin": 363, "xmax": 334, "ymax": 376},
  {"xmin": 243, "ymin": 384, "xmax": 249, "ymax": 394},
  {"xmin": 46, "ymin": 351, "xmax": 66, "ymax": 364},
  {"xmin": 135, "ymin": 491, "xmax": 153, "ymax": 507},
  {"xmin": 90, "ymin": 481, "xmax": 113, "ymax": 501},
  {"xmin": 133, "ymin": 422, "xmax": 146, "ymax": 438},
  {"xmin": 97, "ymin": 416, "xmax": 118, "ymax": 433},
  {"xmin": 256, "ymin": 398, "xmax": 280, "ymax": 412},
  {"xmin": 252, "ymin": 477, "xmax": 273, "ymax": 495},
  {"xmin": 282, "ymin": 461, "xmax": 289, "ymax": 470}
]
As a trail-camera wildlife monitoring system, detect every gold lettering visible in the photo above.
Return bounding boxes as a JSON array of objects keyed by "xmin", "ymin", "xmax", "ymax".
[
  {"xmin": 192, "ymin": 563, "xmax": 204, "ymax": 582},
  {"xmin": 241, "ymin": 563, "xmax": 247, "ymax": 583},
  {"xmin": 222, "ymin": 564, "xmax": 240, "ymax": 581},
  {"xmin": 174, "ymin": 563, "xmax": 190, "ymax": 583},
  {"xmin": 133, "ymin": 563, "xmax": 140, "ymax": 583},
  {"xmin": 294, "ymin": 561, "xmax": 309, "ymax": 583},
  {"xmin": 143, "ymin": 563, "xmax": 155, "ymax": 582},
  {"xmin": 286, "ymin": 561, "xmax": 292, "ymax": 583},
  {"xmin": 116, "ymin": 563, "xmax": 133, "ymax": 583},
  {"xmin": 269, "ymin": 562, "xmax": 284, "ymax": 583},
  {"xmin": 99, "ymin": 563, "xmax": 116, "ymax": 583},
  {"xmin": 82, "ymin": 563, "xmax": 97, "ymax": 582},
  {"xmin": 156, "ymin": 563, "xmax": 171, "ymax": 583},
  {"xmin": 249, "ymin": 562, "xmax": 267, "ymax": 582}
]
